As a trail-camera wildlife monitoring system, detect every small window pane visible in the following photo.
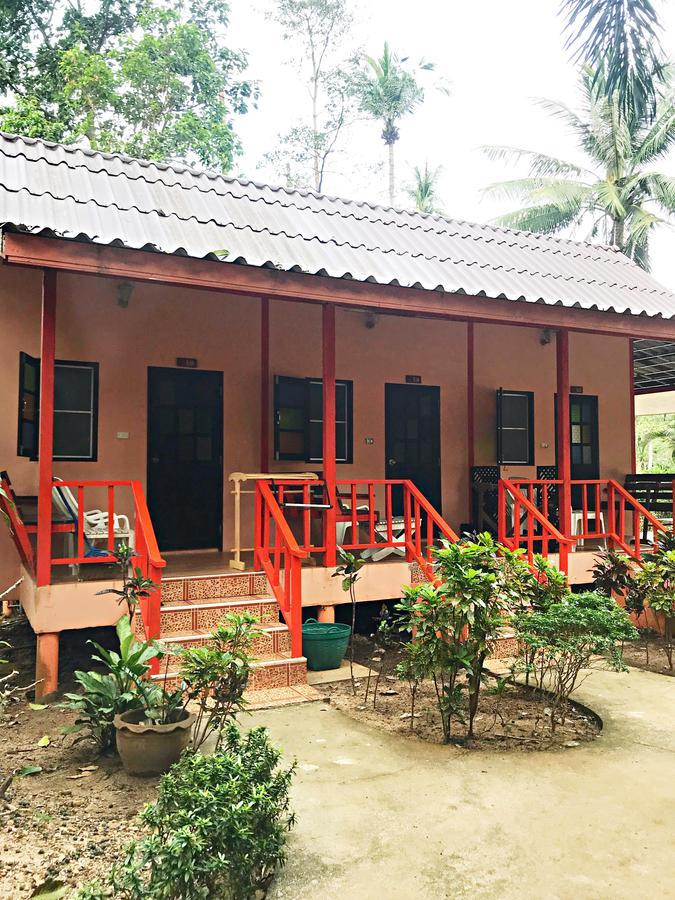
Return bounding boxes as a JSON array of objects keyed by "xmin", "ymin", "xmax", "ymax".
[
  {"xmin": 572, "ymin": 445, "xmax": 582, "ymax": 465},
  {"xmin": 336, "ymin": 422, "xmax": 348, "ymax": 462},
  {"xmin": 54, "ymin": 366, "xmax": 92, "ymax": 411},
  {"xmin": 571, "ymin": 404, "xmax": 581, "ymax": 423},
  {"xmin": 308, "ymin": 381, "xmax": 322, "ymax": 420},
  {"xmin": 501, "ymin": 394, "xmax": 529, "ymax": 428},
  {"xmin": 279, "ymin": 407, "xmax": 304, "ymax": 431},
  {"xmin": 571, "ymin": 424, "xmax": 582, "ymax": 444},
  {"xmin": 54, "ymin": 412, "xmax": 92, "ymax": 458},
  {"xmin": 501, "ymin": 430, "xmax": 529, "ymax": 464},
  {"xmin": 308, "ymin": 421, "xmax": 322, "ymax": 460},
  {"xmin": 279, "ymin": 431, "xmax": 305, "ymax": 457},
  {"xmin": 582, "ymin": 446, "xmax": 592, "ymax": 465}
]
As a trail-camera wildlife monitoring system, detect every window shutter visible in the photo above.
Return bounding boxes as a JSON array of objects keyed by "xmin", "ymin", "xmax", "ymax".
[{"xmin": 17, "ymin": 352, "xmax": 40, "ymax": 459}]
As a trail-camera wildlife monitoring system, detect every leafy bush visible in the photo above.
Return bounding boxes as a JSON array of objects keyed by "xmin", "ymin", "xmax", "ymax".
[
  {"xmin": 629, "ymin": 548, "xmax": 675, "ymax": 669},
  {"xmin": 395, "ymin": 533, "xmax": 526, "ymax": 741},
  {"xmin": 592, "ymin": 548, "xmax": 633, "ymax": 598},
  {"xmin": 179, "ymin": 612, "xmax": 261, "ymax": 750},
  {"xmin": 513, "ymin": 591, "xmax": 638, "ymax": 728},
  {"xmin": 78, "ymin": 725, "xmax": 296, "ymax": 900}
]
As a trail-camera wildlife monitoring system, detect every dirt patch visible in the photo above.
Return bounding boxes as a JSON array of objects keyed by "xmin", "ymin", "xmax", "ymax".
[
  {"xmin": 622, "ymin": 634, "xmax": 674, "ymax": 677},
  {"xmin": 327, "ymin": 636, "xmax": 601, "ymax": 751},
  {"xmin": 0, "ymin": 700, "xmax": 155, "ymax": 899}
]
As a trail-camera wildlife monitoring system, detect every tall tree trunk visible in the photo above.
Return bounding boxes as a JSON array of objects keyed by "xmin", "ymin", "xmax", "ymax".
[
  {"xmin": 312, "ymin": 75, "xmax": 320, "ymax": 192},
  {"xmin": 388, "ymin": 142, "xmax": 395, "ymax": 205}
]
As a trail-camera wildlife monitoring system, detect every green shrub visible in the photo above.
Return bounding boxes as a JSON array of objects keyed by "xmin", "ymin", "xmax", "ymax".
[
  {"xmin": 513, "ymin": 591, "xmax": 638, "ymax": 728},
  {"xmin": 629, "ymin": 548, "xmax": 675, "ymax": 669},
  {"xmin": 79, "ymin": 725, "xmax": 296, "ymax": 900}
]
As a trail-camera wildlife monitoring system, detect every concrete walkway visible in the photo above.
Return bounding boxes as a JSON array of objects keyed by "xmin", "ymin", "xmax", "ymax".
[{"xmin": 249, "ymin": 666, "xmax": 675, "ymax": 900}]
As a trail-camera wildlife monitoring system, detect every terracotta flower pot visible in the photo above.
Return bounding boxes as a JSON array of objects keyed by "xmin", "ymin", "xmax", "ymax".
[{"xmin": 114, "ymin": 708, "xmax": 195, "ymax": 776}]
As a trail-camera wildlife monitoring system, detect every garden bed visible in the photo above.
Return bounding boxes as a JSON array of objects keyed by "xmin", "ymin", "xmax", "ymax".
[
  {"xmin": 0, "ymin": 700, "xmax": 156, "ymax": 899},
  {"xmin": 328, "ymin": 675, "xmax": 601, "ymax": 751},
  {"xmin": 622, "ymin": 634, "xmax": 674, "ymax": 677},
  {"xmin": 328, "ymin": 636, "xmax": 601, "ymax": 751}
]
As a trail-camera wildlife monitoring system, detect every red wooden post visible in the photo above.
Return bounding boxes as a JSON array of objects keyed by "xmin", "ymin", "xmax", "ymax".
[
  {"xmin": 253, "ymin": 484, "xmax": 262, "ymax": 570},
  {"xmin": 628, "ymin": 338, "xmax": 636, "ymax": 473},
  {"xmin": 37, "ymin": 270, "xmax": 57, "ymax": 587},
  {"xmin": 467, "ymin": 322, "xmax": 475, "ymax": 523},
  {"xmin": 260, "ymin": 297, "xmax": 270, "ymax": 472},
  {"xmin": 556, "ymin": 329, "xmax": 572, "ymax": 545},
  {"xmin": 322, "ymin": 304, "xmax": 337, "ymax": 567}
]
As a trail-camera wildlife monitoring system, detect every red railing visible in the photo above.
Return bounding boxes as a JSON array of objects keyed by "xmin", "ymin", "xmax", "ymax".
[
  {"xmin": 254, "ymin": 478, "xmax": 459, "ymax": 654},
  {"xmin": 254, "ymin": 480, "xmax": 306, "ymax": 658},
  {"xmin": 498, "ymin": 479, "xmax": 575, "ymax": 570},
  {"xmin": 498, "ymin": 478, "xmax": 669, "ymax": 571},
  {"xmin": 24, "ymin": 479, "xmax": 164, "ymax": 646},
  {"xmin": 0, "ymin": 474, "xmax": 35, "ymax": 575}
]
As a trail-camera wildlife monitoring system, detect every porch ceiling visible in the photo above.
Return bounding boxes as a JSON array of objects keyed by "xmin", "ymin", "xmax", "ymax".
[
  {"xmin": 1, "ymin": 132, "xmax": 675, "ymax": 323},
  {"xmin": 633, "ymin": 339, "xmax": 675, "ymax": 393}
]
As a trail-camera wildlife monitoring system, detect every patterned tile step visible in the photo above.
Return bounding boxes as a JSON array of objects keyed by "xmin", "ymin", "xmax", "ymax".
[
  {"xmin": 160, "ymin": 597, "xmax": 281, "ymax": 633},
  {"xmin": 489, "ymin": 631, "xmax": 520, "ymax": 660},
  {"xmin": 162, "ymin": 571, "xmax": 270, "ymax": 606},
  {"xmin": 159, "ymin": 626, "xmax": 291, "ymax": 667},
  {"xmin": 153, "ymin": 656, "xmax": 307, "ymax": 692}
]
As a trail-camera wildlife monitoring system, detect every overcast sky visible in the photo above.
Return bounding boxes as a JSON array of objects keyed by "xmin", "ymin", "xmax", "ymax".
[{"xmin": 228, "ymin": 0, "xmax": 675, "ymax": 290}]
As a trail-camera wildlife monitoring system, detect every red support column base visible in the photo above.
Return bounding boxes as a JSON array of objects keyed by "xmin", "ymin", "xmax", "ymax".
[
  {"xmin": 35, "ymin": 632, "xmax": 59, "ymax": 698},
  {"xmin": 317, "ymin": 605, "xmax": 335, "ymax": 623}
]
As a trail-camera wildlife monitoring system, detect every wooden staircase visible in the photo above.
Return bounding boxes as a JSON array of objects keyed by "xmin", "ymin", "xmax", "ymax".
[{"xmin": 148, "ymin": 569, "xmax": 317, "ymax": 707}]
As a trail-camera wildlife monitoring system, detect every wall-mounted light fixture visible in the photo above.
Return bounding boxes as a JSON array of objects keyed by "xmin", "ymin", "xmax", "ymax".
[
  {"xmin": 540, "ymin": 327, "xmax": 553, "ymax": 346},
  {"xmin": 117, "ymin": 281, "xmax": 133, "ymax": 308},
  {"xmin": 364, "ymin": 312, "xmax": 377, "ymax": 329}
]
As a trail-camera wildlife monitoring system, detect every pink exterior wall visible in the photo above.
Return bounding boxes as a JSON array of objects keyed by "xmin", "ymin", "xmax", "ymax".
[{"xmin": 0, "ymin": 265, "xmax": 633, "ymax": 595}]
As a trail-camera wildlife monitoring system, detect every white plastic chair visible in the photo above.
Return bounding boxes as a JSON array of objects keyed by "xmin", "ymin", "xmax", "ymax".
[{"xmin": 52, "ymin": 478, "xmax": 134, "ymax": 551}]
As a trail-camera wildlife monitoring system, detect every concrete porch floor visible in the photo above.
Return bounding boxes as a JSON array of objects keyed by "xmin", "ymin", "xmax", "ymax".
[{"xmin": 249, "ymin": 665, "xmax": 675, "ymax": 900}]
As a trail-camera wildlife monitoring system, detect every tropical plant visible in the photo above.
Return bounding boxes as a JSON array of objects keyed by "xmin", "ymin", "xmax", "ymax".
[
  {"xmin": 62, "ymin": 616, "xmax": 177, "ymax": 750},
  {"xmin": 179, "ymin": 612, "xmax": 261, "ymax": 751},
  {"xmin": 0, "ymin": 0, "xmax": 255, "ymax": 170},
  {"xmin": 592, "ymin": 548, "xmax": 633, "ymax": 598},
  {"xmin": 351, "ymin": 42, "xmax": 435, "ymax": 204},
  {"xmin": 406, "ymin": 162, "xmax": 443, "ymax": 213},
  {"xmin": 96, "ymin": 543, "xmax": 156, "ymax": 624},
  {"xmin": 78, "ymin": 727, "xmax": 296, "ymax": 899},
  {"xmin": 333, "ymin": 547, "xmax": 365, "ymax": 693},
  {"xmin": 513, "ymin": 591, "xmax": 638, "ymax": 729},
  {"xmin": 394, "ymin": 533, "xmax": 519, "ymax": 742},
  {"xmin": 560, "ymin": 0, "xmax": 666, "ymax": 123},
  {"xmin": 483, "ymin": 67, "xmax": 675, "ymax": 269},
  {"xmin": 629, "ymin": 547, "xmax": 675, "ymax": 669}
]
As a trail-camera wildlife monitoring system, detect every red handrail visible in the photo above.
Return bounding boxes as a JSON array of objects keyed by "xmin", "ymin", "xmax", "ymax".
[
  {"xmin": 402, "ymin": 480, "xmax": 459, "ymax": 579},
  {"xmin": 498, "ymin": 479, "xmax": 574, "ymax": 572},
  {"xmin": 255, "ymin": 480, "xmax": 307, "ymax": 658},
  {"xmin": 0, "ymin": 475, "xmax": 35, "ymax": 575}
]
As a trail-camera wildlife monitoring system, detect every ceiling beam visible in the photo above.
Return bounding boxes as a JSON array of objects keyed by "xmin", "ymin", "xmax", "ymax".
[{"xmin": 3, "ymin": 231, "xmax": 675, "ymax": 341}]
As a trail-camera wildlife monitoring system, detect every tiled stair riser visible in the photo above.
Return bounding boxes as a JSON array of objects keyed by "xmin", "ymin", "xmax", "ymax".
[
  {"xmin": 160, "ymin": 599, "xmax": 280, "ymax": 635},
  {"xmin": 161, "ymin": 572, "xmax": 270, "ymax": 606},
  {"xmin": 156, "ymin": 658, "xmax": 307, "ymax": 693},
  {"xmin": 161, "ymin": 626, "xmax": 289, "ymax": 670}
]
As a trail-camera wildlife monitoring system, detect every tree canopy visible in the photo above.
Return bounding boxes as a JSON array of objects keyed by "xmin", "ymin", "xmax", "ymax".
[
  {"xmin": 0, "ymin": 0, "xmax": 255, "ymax": 170},
  {"xmin": 483, "ymin": 67, "xmax": 675, "ymax": 269}
]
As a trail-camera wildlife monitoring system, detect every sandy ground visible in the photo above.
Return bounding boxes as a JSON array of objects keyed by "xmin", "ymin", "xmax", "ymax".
[{"xmin": 249, "ymin": 665, "xmax": 675, "ymax": 900}]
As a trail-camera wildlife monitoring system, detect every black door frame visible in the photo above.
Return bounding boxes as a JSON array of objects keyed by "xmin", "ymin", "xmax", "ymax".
[
  {"xmin": 384, "ymin": 382, "xmax": 442, "ymax": 513},
  {"xmin": 147, "ymin": 366, "xmax": 224, "ymax": 552}
]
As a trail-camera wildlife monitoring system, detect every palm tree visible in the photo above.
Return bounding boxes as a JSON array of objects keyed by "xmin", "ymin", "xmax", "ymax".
[
  {"xmin": 407, "ymin": 163, "xmax": 443, "ymax": 213},
  {"xmin": 352, "ymin": 43, "xmax": 433, "ymax": 205},
  {"xmin": 483, "ymin": 68, "xmax": 675, "ymax": 269},
  {"xmin": 561, "ymin": 0, "xmax": 666, "ymax": 122}
]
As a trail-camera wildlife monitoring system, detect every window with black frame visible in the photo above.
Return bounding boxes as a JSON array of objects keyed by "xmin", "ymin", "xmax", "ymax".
[
  {"xmin": 274, "ymin": 375, "xmax": 353, "ymax": 463},
  {"xmin": 496, "ymin": 388, "xmax": 534, "ymax": 465},
  {"xmin": 17, "ymin": 352, "xmax": 99, "ymax": 461}
]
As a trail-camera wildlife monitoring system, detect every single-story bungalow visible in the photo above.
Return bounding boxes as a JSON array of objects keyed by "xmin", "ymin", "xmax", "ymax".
[{"xmin": 1, "ymin": 132, "xmax": 674, "ymax": 696}]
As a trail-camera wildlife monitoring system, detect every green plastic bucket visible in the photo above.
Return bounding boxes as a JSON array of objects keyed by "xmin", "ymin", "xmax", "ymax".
[{"xmin": 302, "ymin": 617, "xmax": 351, "ymax": 671}]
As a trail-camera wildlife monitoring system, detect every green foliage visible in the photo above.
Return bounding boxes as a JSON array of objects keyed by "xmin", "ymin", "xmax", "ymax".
[
  {"xmin": 561, "ymin": 0, "xmax": 666, "ymax": 123},
  {"xmin": 96, "ymin": 543, "xmax": 156, "ymax": 623},
  {"xmin": 629, "ymin": 544, "xmax": 675, "ymax": 669},
  {"xmin": 591, "ymin": 548, "xmax": 633, "ymax": 597},
  {"xmin": 395, "ymin": 533, "xmax": 523, "ymax": 741},
  {"xmin": 0, "ymin": 0, "xmax": 254, "ymax": 170},
  {"xmin": 406, "ymin": 162, "xmax": 443, "ymax": 213},
  {"xmin": 179, "ymin": 612, "xmax": 261, "ymax": 751},
  {"xmin": 514, "ymin": 591, "xmax": 638, "ymax": 727},
  {"xmin": 80, "ymin": 727, "xmax": 295, "ymax": 900},
  {"xmin": 636, "ymin": 413, "xmax": 675, "ymax": 473},
  {"xmin": 334, "ymin": 547, "xmax": 364, "ymax": 694},
  {"xmin": 483, "ymin": 66, "xmax": 675, "ymax": 269},
  {"xmin": 61, "ymin": 616, "xmax": 177, "ymax": 750}
]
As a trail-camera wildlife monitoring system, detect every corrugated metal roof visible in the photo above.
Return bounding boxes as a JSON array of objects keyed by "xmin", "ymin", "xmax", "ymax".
[{"xmin": 1, "ymin": 131, "xmax": 674, "ymax": 319}]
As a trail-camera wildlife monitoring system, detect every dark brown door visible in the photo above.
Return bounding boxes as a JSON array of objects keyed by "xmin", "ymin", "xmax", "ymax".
[
  {"xmin": 147, "ymin": 367, "xmax": 223, "ymax": 551},
  {"xmin": 385, "ymin": 383, "xmax": 441, "ymax": 515},
  {"xmin": 570, "ymin": 394, "xmax": 599, "ymax": 508}
]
